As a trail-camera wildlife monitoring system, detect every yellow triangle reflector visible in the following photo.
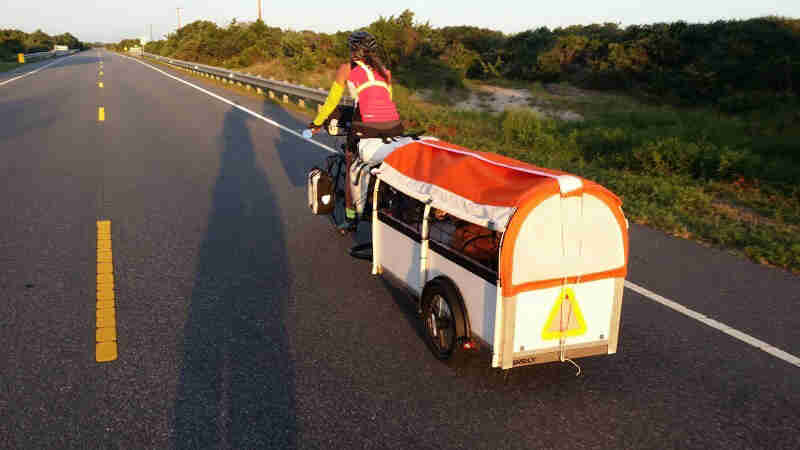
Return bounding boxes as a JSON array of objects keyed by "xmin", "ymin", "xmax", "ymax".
[{"xmin": 541, "ymin": 287, "xmax": 587, "ymax": 340}]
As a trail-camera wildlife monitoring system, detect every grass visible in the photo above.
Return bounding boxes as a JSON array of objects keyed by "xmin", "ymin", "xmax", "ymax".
[
  {"xmin": 0, "ymin": 61, "xmax": 23, "ymax": 72},
  {"xmin": 152, "ymin": 53, "xmax": 800, "ymax": 272},
  {"xmin": 245, "ymin": 60, "xmax": 338, "ymax": 89}
]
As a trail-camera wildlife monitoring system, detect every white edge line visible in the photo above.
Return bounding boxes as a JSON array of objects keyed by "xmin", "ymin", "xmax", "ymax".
[
  {"xmin": 0, "ymin": 54, "xmax": 74, "ymax": 87},
  {"xmin": 625, "ymin": 280, "xmax": 800, "ymax": 368},
  {"xmin": 119, "ymin": 53, "xmax": 337, "ymax": 155},
  {"xmin": 119, "ymin": 52, "xmax": 799, "ymax": 370}
]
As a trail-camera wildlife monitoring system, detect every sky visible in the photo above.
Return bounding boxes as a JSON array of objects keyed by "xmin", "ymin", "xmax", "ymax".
[{"xmin": 2, "ymin": 0, "xmax": 799, "ymax": 43}]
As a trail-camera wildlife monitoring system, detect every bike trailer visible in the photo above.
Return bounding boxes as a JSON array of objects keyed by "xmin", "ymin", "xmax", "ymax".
[{"xmin": 370, "ymin": 139, "xmax": 629, "ymax": 369}]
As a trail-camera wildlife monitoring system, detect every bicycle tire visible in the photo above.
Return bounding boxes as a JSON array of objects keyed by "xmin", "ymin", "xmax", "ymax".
[{"xmin": 328, "ymin": 153, "xmax": 348, "ymax": 228}]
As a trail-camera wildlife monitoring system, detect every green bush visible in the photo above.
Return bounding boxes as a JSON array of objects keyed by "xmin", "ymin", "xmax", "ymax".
[
  {"xmin": 239, "ymin": 45, "xmax": 265, "ymax": 66},
  {"xmin": 291, "ymin": 47, "xmax": 317, "ymax": 72},
  {"xmin": 123, "ymin": 13, "xmax": 800, "ymax": 106},
  {"xmin": 2, "ymin": 28, "xmax": 86, "ymax": 58},
  {"xmin": 501, "ymin": 110, "xmax": 555, "ymax": 147}
]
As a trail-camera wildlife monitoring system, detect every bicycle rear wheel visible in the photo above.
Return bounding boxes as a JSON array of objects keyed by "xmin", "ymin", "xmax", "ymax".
[{"xmin": 326, "ymin": 153, "xmax": 348, "ymax": 229}]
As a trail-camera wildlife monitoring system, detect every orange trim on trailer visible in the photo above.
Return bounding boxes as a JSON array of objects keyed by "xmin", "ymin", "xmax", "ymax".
[
  {"xmin": 499, "ymin": 184, "xmax": 628, "ymax": 298},
  {"xmin": 503, "ymin": 267, "xmax": 628, "ymax": 296},
  {"xmin": 561, "ymin": 187, "xmax": 585, "ymax": 199},
  {"xmin": 499, "ymin": 184, "xmax": 560, "ymax": 297},
  {"xmin": 590, "ymin": 186, "xmax": 629, "ymax": 271}
]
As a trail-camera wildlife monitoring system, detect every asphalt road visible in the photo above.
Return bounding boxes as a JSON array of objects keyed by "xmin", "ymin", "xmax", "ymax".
[
  {"xmin": 1, "ymin": 49, "xmax": 798, "ymax": 449},
  {"xmin": 0, "ymin": 54, "xmax": 76, "ymax": 85}
]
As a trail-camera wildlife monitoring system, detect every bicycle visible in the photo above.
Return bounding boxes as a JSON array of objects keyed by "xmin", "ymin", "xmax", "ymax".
[{"xmin": 308, "ymin": 105, "xmax": 375, "ymax": 259}]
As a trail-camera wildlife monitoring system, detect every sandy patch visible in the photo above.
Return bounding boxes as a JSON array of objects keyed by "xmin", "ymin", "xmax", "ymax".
[
  {"xmin": 454, "ymin": 84, "xmax": 584, "ymax": 121},
  {"xmin": 457, "ymin": 85, "xmax": 535, "ymax": 111}
]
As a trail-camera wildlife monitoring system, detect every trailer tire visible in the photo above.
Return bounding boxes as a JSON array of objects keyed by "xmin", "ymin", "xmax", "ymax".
[{"xmin": 421, "ymin": 278, "xmax": 469, "ymax": 361}]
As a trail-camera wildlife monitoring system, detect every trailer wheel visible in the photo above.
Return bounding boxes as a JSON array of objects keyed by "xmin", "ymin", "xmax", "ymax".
[{"xmin": 421, "ymin": 279, "xmax": 467, "ymax": 361}]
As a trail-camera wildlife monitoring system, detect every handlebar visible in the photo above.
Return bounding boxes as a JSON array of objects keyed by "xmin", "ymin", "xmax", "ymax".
[
  {"xmin": 302, "ymin": 105, "xmax": 354, "ymax": 140},
  {"xmin": 323, "ymin": 105, "xmax": 354, "ymax": 136}
]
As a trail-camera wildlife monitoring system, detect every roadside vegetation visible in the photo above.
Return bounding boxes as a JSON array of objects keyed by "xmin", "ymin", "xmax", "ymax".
[
  {"xmin": 0, "ymin": 61, "xmax": 22, "ymax": 72},
  {"xmin": 119, "ymin": 11, "xmax": 800, "ymax": 272},
  {"xmin": 1, "ymin": 29, "xmax": 87, "ymax": 71}
]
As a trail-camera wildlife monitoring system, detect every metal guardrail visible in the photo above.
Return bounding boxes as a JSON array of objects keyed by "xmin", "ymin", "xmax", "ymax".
[
  {"xmin": 19, "ymin": 49, "xmax": 78, "ymax": 63},
  {"xmin": 25, "ymin": 51, "xmax": 53, "ymax": 59},
  {"xmin": 141, "ymin": 52, "xmax": 354, "ymax": 107}
]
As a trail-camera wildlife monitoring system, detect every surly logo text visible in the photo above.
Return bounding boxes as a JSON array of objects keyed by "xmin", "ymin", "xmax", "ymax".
[{"xmin": 512, "ymin": 357, "xmax": 536, "ymax": 366}]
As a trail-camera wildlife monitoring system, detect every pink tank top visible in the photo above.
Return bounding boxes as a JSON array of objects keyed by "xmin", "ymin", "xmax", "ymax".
[{"xmin": 347, "ymin": 61, "xmax": 400, "ymax": 123}]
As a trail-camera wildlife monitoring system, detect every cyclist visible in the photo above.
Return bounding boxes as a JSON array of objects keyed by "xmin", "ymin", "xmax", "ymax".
[{"xmin": 309, "ymin": 31, "xmax": 403, "ymax": 232}]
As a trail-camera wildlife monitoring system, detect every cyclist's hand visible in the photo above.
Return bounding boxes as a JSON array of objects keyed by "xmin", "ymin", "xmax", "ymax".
[{"xmin": 308, "ymin": 122, "xmax": 322, "ymax": 135}]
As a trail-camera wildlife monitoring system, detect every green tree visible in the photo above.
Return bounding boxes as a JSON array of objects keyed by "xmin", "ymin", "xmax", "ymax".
[
  {"xmin": 54, "ymin": 32, "xmax": 80, "ymax": 49},
  {"xmin": 25, "ymin": 29, "xmax": 54, "ymax": 52}
]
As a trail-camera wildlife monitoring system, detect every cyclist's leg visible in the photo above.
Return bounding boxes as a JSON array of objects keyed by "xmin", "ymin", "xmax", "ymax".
[
  {"xmin": 345, "ymin": 150, "xmax": 354, "ymax": 215},
  {"xmin": 344, "ymin": 134, "xmax": 358, "ymax": 222},
  {"xmin": 337, "ymin": 136, "xmax": 357, "ymax": 231}
]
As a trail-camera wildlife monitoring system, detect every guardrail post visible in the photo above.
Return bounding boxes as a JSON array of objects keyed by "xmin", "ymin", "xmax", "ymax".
[
  {"xmin": 317, "ymin": 104, "xmax": 322, "ymax": 113},
  {"xmin": 257, "ymin": 87, "xmax": 262, "ymax": 94},
  {"xmin": 298, "ymin": 99, "xmax": 305, "ymax": 108},
  {"xmin": 283, "ymin": 94, "xmax": 289, "ymax": 104},
  {"xmin": 269, "ymin": 91, "xmax": 275, "ymax": 100},
  {"xmin": 18, "ymin": 53, "xmax": 25, "ymax": 64}
]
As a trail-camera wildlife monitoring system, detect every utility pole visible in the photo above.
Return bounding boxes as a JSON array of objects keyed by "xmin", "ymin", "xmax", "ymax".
[
  {"xmin": 258, "ymin": 0, "xmax": 262, "ymax": 22},
  {"xmin": 176, "ymin": 7, "xmax": 183, "ymax": 30}
]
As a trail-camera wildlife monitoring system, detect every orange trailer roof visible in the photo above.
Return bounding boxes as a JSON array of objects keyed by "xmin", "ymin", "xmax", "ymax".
[{"xmin": 378, "ymin": 138, "xmax": 621, "ymax": 231}]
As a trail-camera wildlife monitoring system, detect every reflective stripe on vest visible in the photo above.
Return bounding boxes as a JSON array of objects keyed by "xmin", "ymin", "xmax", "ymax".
[{"xmin": 352, "ymin": 61, "xmax": 392, "ymax": 97}]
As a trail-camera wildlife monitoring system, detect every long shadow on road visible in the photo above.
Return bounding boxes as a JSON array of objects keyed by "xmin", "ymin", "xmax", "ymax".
[
  {"xmin": 260, "ymin": 101, "xmax": 326, "ymax": 188},
  {"xmin": 171, "ymin": 107, "xmax": 296, "ymax": 449}
]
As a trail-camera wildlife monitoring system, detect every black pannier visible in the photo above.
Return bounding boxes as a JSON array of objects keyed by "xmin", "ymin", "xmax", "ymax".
[{"xmin": 307, "ymin": 166, "xmax": 335, "ymax": 215}]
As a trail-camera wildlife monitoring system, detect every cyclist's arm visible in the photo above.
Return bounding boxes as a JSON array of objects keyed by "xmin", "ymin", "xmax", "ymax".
[{"xmin": 311, "ymin": 63, "xmax": 350, "ymax": 127}]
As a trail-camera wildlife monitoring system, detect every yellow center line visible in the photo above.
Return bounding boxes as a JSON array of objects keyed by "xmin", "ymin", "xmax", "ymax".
[
  {"xmin": 96, "ymin": 220, "xmax": 118, "ymax": 362},
  {"xmin": 98, "ymin": 81, "xmax": 104, "ymax": 88},
  {"xmin": 98, "ymin": 107, "xmax": 105, "ymax": 122}
]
